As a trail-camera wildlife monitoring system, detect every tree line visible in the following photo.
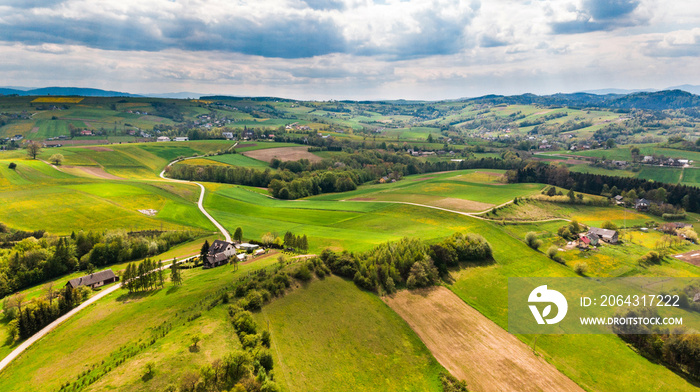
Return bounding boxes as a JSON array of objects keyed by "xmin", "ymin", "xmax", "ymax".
[
  {"xmin": 320, "ymin": 232, "xmax": 493, "ymax": 293},
  {"xmin": 0, "ymin": 227, "xmax": 199, "ymax": 298},
  {"xmin": 613, "ymin": 307, "xmax": 700, "ymax": 379},
  {"xmin": 506, "ymin": 162, "xmax": 700, "ymax": 213},
  {"xmin": 4, "ymin": 285, "xmax": 89, "ymax": 340},
  {"xmin": 166, "ymin": 150, "xmax": 522, "ymax": 200}
]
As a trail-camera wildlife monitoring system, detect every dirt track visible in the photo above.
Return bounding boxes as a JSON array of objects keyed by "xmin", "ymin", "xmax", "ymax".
[
  {"xmin": 384, "ymin": 287, "xmax": 584, "ymax": 392},
  {"xmin": 242, "ymin": 146, "xmax": 322, "ymax": 163}
]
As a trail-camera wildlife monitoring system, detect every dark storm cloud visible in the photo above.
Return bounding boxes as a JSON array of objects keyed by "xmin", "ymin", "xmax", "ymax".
[
  {"xmin": 551, "ymin": 0, "xmax": 643, "ymax": 34},
  {"xmin": 0, "ymin": 5, "xmax": 345, "ymax": 58},
  {"xmin": 0, "ymin": 1, "xmax": 477, "ymax": 60}
]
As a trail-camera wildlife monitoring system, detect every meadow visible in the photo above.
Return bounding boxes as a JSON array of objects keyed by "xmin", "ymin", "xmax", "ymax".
[
  {"xmin": 255, "ymin": 275, "xmax": 444, "ymax": 392},
  {"xmin": 0, "ymin": 255, "xmax": 280, "ymax": 392},
  {"xmin": 3, "ymin": 135, "xmax": 700, "ymax": 391},
  {"xmin": 309, "ymin": 170, "xmax": 542, "ymax": 212}
]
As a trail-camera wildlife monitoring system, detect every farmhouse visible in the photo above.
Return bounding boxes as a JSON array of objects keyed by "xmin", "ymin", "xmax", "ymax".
[
  {"xmin": 694, "ymin": 293, "xmax": 700, "ymax": 303},
  {"xmin": 635, "ymin": 198, "xmax": 650, "ymax": 211},
  {"xmin": 66, "ymin": 269, "xmax": 119, "ymax": 289},
  {"xmin": 80, "ymin": 130, "xmax": 93, "ymax": 136},
  {"xmin": 174, "ymin": 136, "xmax": 189, "ymax": 142},
  {"xmin": 222, "ymin": 132, "xmax": 234, "ymax": 139},
  {"xmin": 614, "ymin": 195, "xmax": 624, "ymax": 205},
  {"xmin": 588, "ymin": 227, "xmax": 618, "ymax": 244},
  {"xmin": 579, "ymin": 232, "xmax": 600, "ymax": 247},
  {"xmin": 157, "ymin": 136, "xmax": 171, "ymax": 142},
  {"xmin": 204, "ymin": 240, "xmax": 236, "ymax": 269}
]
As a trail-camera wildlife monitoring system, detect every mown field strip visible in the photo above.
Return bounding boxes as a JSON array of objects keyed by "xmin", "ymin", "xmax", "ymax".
[{"xmin": 384, "ymin": 287, "xmax": 584, "ymax": 392}]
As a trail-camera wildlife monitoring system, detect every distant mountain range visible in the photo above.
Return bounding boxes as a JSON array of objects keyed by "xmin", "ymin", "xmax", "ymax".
[
  {"xmin": 466, "ymin": 89, "xmax": 700, "ymax": 110},
  {"xmin": 0, "ymin": 87, "xmax": 141, "ymax": 97},
  {"xmin": 3, "ymin": 85, "xmax": 700, "ymax": 110},
  {"xmin": 578, "ymin": 85, "xmax": 700, "ymax": 96}
]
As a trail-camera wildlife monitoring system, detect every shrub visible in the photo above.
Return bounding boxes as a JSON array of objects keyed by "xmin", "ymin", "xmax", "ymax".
[
  {"xmin": 547, "ymin": 246, "xmax": 560, "ymax": 261},
  {"xmin": 639, "ymin": 251, "xmax": 662, "ymax": 264},
  {"xmin": 293, "ymin": 265, "xmax": 312, "ymax": 281},
  {"xmin": 261, "ymin": 330, "xmax": 271, "ymax": 347},
  {"xmin": 8, "ymin": 162, "xmax": 16, "ymax": 169},
  {"xmin": 260, "ymin": 381, "xmax": 281, "ymax": 392},
  {"xmin": 256, "ymin": 349, "xmax": 274, "ymax": 371},
  {"xmin": 601, "ymin": 221, "xmax": 618, "ymax": 230},
  {"xmin": 245, "ymin": 290, "xmax": 263, "ymax": 311},
  {"xmin": 525, "ymin": 232, "xmax": 542, "ymax": 250},
  {"xmin": 574, "ymin": 262, "xmax": 588, "ymax": 275}
]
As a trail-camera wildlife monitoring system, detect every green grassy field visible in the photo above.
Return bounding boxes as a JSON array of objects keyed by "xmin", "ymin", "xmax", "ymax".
[
  {"xmin": 0, "ymin": 151, "xmax": 218, "ymax": 234},
  {"xmin": 309, "ymin": 170, "xmax": 542, "ymax": 211},
  {"xmin": 0, "ymin": 256, "xmax": 280, "ymax": 392},
  {"xmin": 198, "ymin": 153, "xmax": 271, "ymax": 169},
  {"xmin": 446, "ymin": 224, "xmax": 700, "ymax": 391},
  {"xmin": 255, "ymin": 275, "xmax": 444, "ymax": 392}
]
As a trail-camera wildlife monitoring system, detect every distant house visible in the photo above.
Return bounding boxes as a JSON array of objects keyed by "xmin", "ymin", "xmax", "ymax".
[
  {"xmin": 66, "ymin": 269, "xmax": 119, "ymax": 289},
  {"xmin": 157, "ymin": 136, "xmax": 171, "ymax": 142},
  {"xmin": 204, "ymin": 240, "xmax": 236, "ymax": 269},
  {"xmin": 669, "ymin": 222, "xmax": 692, "ymax": 230},
  {"xmin": 80, "ymin": 130, "xmax": 93, "ymax": 136},
  {"xmin": 222, "ymin": 132, "xmax": 234, "ymax": 139},
  {"xmin": 588, "ymin": 227, "xmax": 618, "ymax": 244},
  {"xmin": 642, "ymin": 155, "xmax": 653, "ymax": 163},
  {"xmin": 236, "ymin": 253, "xmax": 247, "ymax": 262},
  {"xmin": 635, "ymin": 198, "xmax": 650, "ymax": 211},
  {"xmin": 612, "ymin": 160, "xmax": 627, "ymax": 167},
  {"xmin": 614, "ymin": 195, "xmax": 624, "ymax": 204},
  {"xmin": 174, "ymin": 136, "xmax": 189, "ymax": 142},
  {"xmin": 694, "ymin": 293, "xmax": 700, "ymax": 303}
]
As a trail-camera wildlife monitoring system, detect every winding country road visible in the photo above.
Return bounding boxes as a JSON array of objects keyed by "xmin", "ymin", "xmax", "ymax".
[
  {"xmin": 0, "ymin": 255, "xmax": 195, "ymax": 373},
  {"xmin": 159, "ymin": 156, "xmax": 232, "ymax": 242},
  {"xmin": 0, "ymin": 152, "xmax": 236, "ymax": 374}
]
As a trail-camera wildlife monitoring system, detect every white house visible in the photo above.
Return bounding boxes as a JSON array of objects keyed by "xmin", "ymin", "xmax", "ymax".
[
  {"xmin": 157, "ymin": 136, "xmax": 171, "ymax": 142},
  {"xmin": 174, "ymin": 136, "xmax": 189, "ymax": 142}
]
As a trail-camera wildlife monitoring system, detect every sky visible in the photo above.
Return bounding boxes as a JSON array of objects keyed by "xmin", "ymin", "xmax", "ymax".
[{"xmin": 1, "ymin": 0, "xmax": 700, "ymax": 100}]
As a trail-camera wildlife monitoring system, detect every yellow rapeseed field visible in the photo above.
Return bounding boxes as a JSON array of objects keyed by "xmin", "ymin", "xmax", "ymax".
[{"xmin": 31, "ymin": 97, "xmax": 84, "ymax": 103}]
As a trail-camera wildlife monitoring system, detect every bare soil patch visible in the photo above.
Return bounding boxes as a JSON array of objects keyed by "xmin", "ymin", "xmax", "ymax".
[
  {"xmin": 243, "ymin": 146, "xmax": 322, "ymax": 163},
  {"xmin": 476, "ymin": 171, "xmax": 503, "ymax": 177},
  {"xmin": 30, "ymin": 127, "xmax": 39, "ymax": 134},
  {"xmin": 673, "ymin": 250, "xmax": 700, "ymax": 267},
  {"xmin": 44, "ymin": 139, "xmax": 109, "ymax": 146},
  {"xmin": 433, "ymin": 197, "xmax": 494, "ymax": 212},
  {"xmin": 76, "ymin": 166, "xmax": 123, "ymax": 180},
  {"xmin": 77, "ymin": 146, "xmax": 114, "ymax": 152},
  {"xmin": 384, "ymin": 287, "xmax": 583, "ymax": 392}
]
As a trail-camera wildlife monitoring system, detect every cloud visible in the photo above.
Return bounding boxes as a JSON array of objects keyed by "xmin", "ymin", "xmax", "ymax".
[
  {"xmin": 0, "ymin": 0, "xmax": 478, "ymax": 60},
  {"xmin": 644, "ymin": 28, "xmax": 700, "ymax": 57},
  {"xmin": 550, "ymin": 0, "xmax": 646, "ymax": 34}
]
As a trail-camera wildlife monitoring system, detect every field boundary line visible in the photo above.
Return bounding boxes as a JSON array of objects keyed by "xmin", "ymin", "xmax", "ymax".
[{"xmin": 341, "ymin": 199, "xmax": 570, "ymax": 223}]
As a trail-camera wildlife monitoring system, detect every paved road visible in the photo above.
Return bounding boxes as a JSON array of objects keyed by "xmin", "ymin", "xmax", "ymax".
[
  {"xmin": 159, "ymin": 154, "xmax": 233, "ymax": 242},
  {"xmin": 0, "ymin": 255, "xmax": 195, "ymax": 373}
]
